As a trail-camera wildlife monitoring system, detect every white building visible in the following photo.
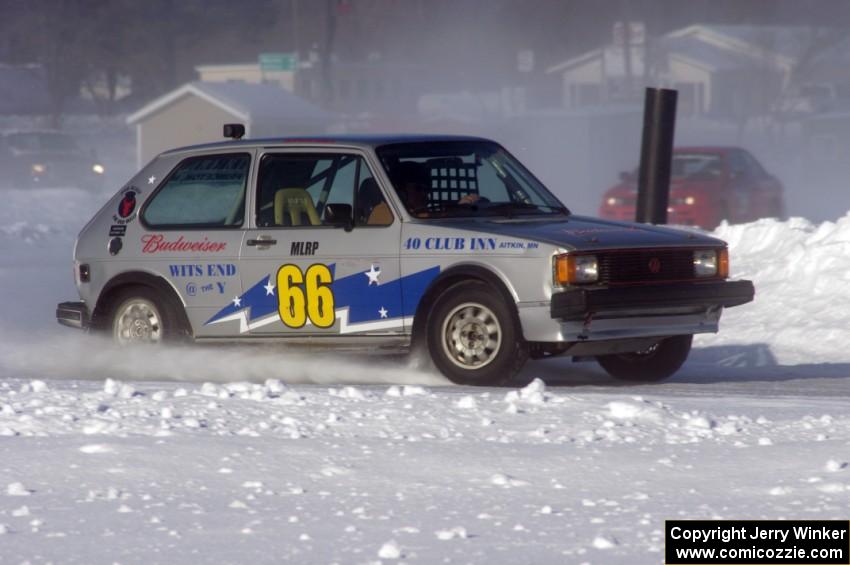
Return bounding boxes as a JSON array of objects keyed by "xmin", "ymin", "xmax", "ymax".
[{"xmin": 126, "ymin": 81, "xmax": 335, "ymax": 167}]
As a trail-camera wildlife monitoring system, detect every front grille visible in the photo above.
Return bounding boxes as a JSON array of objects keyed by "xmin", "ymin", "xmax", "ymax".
[{"xmin": 596, "ymin": 248, "xmax": 696, "ymax": 284}]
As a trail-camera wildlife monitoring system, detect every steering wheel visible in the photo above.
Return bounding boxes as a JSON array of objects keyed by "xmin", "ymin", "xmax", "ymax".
[{"xmin": 457, "ymin": 196, "xmax": 490, "ymax": 206}]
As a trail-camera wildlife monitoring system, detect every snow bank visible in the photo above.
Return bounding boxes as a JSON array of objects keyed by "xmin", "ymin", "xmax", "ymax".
[{"xmin": 698, "ymin": 213, "xmax": 850, "ymax": 364}]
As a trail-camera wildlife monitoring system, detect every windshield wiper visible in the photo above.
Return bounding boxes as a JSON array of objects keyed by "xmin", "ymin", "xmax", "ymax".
[{"xmin": 539, "ymin": 204, "xmax": 570, "ymax": 215}]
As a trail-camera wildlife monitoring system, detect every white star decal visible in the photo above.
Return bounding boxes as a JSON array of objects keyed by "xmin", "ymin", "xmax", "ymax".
[
  {"xmin": 232, "ymin": 296, "xmax": 242, "ymax": 307},
  {"xmin": 378, "ymin": 307, "xmax": 388, "ymax": 319},
  {"xmin": 365, "ymin": 264, "xmax": 381, "ymax": 285},
  {"xmin": 147, "ymin": 175, "xmax": 156, "ymax": 185},
  {"xmin": 264, "ymin": 279, "xmax": 275, "ymax": 296}
]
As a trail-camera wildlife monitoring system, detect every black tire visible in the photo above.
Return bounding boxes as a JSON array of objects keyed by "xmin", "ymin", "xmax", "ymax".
[
  {"xmin": 426, "ymin": 281, "xmax": 528, "ymax": 386},
  {"xmin": 596, "ymin": 334, "xmax": 692, "ymax": 382},
  {"xmin": 106, "ymin": 286, "xmax": 185, "ymax": 345}
]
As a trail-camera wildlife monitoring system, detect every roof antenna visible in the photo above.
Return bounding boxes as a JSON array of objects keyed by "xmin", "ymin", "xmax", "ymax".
[{"xmin": 223, "ymin": 123, "xmax": 245, "ymax": 140}]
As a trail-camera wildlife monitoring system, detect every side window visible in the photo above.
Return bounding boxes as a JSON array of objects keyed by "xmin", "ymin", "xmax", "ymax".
[
  {"xmin": 255, "ymin": 153, "xmax": 391, "ymax": 227},
  {"xmin": 742, "ymin": 151, "xmax": 767, "ymax": 177},
  {"xmin": 325, "ymin": 158, "xmax": 356, "ymax": 207},
  {"xmin": 142, "ymin": 153, "xmax": 250, "ymax": 228},
  {"xmin": 728, "ymin": 151, "xmax": 749, "ymax": 179}
]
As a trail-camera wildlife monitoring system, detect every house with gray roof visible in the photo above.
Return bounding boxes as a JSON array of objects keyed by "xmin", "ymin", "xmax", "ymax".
[{"xmin": 544, "ymin": 24, "xmax": 843, "ymax": 119}]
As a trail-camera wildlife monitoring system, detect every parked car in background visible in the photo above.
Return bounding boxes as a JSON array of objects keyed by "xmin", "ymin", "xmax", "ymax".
[
  {"xmin": 599, "ymin": 146, "xmax": 785, "ymax": 230},
  {"xmin": 0, "ymin": 130, "xmax": 106, "ymax": 189}
]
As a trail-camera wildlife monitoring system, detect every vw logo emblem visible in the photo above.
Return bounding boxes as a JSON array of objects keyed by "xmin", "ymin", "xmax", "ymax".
[{"xmin": 648, "ymin": 257, "xmax": 662, "ymax": 273}]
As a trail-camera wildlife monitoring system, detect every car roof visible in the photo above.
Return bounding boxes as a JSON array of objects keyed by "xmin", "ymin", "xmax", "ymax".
[{"xmin": 161, "ymin": 133, "xmax": 496, "ymax": 157}]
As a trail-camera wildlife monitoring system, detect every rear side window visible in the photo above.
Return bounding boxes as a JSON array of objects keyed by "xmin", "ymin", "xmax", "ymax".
[{"xmin": 143, "ymin": 153, "xmax": 250, "ymax": 228}]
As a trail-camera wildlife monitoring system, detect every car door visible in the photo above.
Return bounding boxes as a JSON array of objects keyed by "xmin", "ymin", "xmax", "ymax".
[
  {"xmin": 210, "ymin": 148, "xmax": 403, "ymax": 337},
  {"xmin": 136, "ymin": 151, "xmax": 250, "ymax": 338}
]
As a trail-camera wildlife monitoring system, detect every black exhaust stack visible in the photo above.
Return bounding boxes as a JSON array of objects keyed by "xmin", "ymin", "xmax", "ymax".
[{"xmin": 635, "ymin": 87, "xmax": 677, "ymax": 224}]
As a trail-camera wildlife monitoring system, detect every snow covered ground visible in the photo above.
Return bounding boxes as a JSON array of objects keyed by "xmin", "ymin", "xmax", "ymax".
[{"xmin": 1, "ymin": 187, "xmax": 849, "ymax": 564}]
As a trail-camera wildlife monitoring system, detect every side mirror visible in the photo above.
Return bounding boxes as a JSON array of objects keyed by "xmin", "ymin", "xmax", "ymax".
[{"xmin": 324, "ymin": 203, "xmax": 353, "ymax": 231}]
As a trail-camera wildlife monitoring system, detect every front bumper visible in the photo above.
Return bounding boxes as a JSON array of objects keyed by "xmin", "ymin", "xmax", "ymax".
[
  {"xmin": 56, "ymin": 301, "xmax": 90, "ymax": 330},
  {"xmin": 516, "ymin": 279, "xmax": 753, "ymax": 343},
  {"xmin": 551, "ymin": 280, "xmax": 754, "ymax": 321}
]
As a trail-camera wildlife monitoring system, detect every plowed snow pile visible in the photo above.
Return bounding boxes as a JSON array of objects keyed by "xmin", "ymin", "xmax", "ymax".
[
  {"xmin": 1, "ymin": 185, "xmax": 849, "ymax": 563},
  {"xmin": 698, "ymin": 214, "xmax": 850, "ymax": 364}
]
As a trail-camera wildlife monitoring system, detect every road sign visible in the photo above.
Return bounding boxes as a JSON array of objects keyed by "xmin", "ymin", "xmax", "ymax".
[{"xmin": 259, "ymin": 53, "xmax": 298, "ymax": 72}]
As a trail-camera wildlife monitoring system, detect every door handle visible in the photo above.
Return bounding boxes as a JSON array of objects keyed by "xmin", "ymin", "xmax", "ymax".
[{"xmin": 247, "ymin": 238, "xmax": 277, "ymax": 247}]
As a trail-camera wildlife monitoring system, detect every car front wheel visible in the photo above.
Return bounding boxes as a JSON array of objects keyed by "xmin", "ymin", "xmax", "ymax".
[
  {"xmin": 426, "ymin": 281, "xmax": 528, "ymax": 386},
  {"xmin": 596, "ymin": 334, "xmax": 692, "ymax": 382}
]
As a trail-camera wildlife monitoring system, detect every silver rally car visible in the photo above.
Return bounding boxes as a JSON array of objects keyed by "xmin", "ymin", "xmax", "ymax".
[{"xmin": 57, "ymin": 133, "xmax": 754, "ymax": 385}]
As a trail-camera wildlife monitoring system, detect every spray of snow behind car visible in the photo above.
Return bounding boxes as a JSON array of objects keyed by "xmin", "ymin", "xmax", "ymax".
[{"xmin": 0, "ymin": 330, "xmax": 446, "ymax": 385}]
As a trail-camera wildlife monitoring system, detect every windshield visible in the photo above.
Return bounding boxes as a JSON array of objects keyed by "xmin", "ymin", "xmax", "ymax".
[
  {"xmin": 376, "ymin": 140, "xmax": 568, "ymax": 219},
  {"xmin": 671, "ymin": 152, "xmax": 723, "ymax": 180},
  {"xmin": 7, "ymin": 132, "xmax": 80, "ymax": 152}
]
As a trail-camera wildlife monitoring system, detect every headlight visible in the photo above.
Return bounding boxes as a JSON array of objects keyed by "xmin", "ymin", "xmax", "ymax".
[
  {"xmin": 606, "ymin": 197, "xmax": 621, "ymax": 206},
  {"xmin": 671, "ymin": 195, "xmax": 696, "ymax": 206},
  {"xmin": 694, "ymin": 248, "xmax": 729, "ymax": 278},
  {"xmin": 555, "ymin": 254, "xmax": 598, "ymax": 285},
  {"xmin": 32, "ymin": 163, "xmax": 46, "ymax": 174},
  {"xmin": 92, "ymin": 164, "xmax": 105, "ymax": 175}
]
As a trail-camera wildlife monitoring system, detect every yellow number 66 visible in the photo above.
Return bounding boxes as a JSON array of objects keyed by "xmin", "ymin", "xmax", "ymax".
[{"xmin": 276, "ymin": 264, "xmax": 335, "ymax": 329}]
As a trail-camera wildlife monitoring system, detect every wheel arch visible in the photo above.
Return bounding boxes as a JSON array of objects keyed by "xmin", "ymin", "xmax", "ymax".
[
  {"xmin": 91, "ymin": 270, "xmax": 191, "ymax": 336},
  {"xmin": 410, "ymin": 262, "xmax": 520, "ymax": 346}
]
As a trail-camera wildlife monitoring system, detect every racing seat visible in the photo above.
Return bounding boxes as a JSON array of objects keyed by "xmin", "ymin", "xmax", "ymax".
[{"xmin": 274, "ymin": 188, "xmax": 321, "ymax": 226}]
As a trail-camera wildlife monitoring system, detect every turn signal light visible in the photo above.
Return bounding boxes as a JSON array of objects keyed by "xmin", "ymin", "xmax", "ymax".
[
  {"xmin": 718, "ymin": 248, "xmax": 729, "ymax": 279},
  {"xmin": 554, "ymin": 254, "xmax": 598, "ymax": 285}
]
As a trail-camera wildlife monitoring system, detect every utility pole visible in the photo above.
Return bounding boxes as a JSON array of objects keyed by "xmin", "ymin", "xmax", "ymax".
[
  {"xmin": 291, "ymin": 0, "xmax": 300, "ymax": 55},
  {"xmin": 321, "ymin": 0, "xmax": 337, "ymax": 108},
  {"xmin": 622, "ymin": 0, "xmax": 633, "ymax": 98}
]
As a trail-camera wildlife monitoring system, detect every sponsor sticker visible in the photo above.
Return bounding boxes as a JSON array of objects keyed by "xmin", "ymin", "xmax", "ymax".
[
  {"xmin": 112, "ymin": 186, "xmax": 141, "ymax": 225},
  {"xmin": 141, "ymin": 235, "xmax": 227, "ymax": 254},
  {"xmin": 291, "ymin": 241, "xmax": 320, "ymax": 256},
  {"xmin": 168, "ymin": 264, "xmax": 237, "ymax": 277},
  {"xmin": 403, "ymin": 237, "xmax": 538, "ymax": 252}
]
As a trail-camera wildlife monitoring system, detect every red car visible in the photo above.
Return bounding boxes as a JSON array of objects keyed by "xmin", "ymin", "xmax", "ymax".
[{"xmin": 599, "ymin": 146, "xmax": 785, "ymax": 230}]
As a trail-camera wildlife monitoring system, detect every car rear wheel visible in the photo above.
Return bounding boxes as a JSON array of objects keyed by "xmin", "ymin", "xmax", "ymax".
[
  {"xmin": 596, "ymin": 334, "xmax": 692, "ymax": 382},
  {"xmin": 108, "ymin": 287, "xmax": 182, "ymax": 345},
  {"xmin": 426, "ymin": 281, "xmax": 528, "ymax": 386}
]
